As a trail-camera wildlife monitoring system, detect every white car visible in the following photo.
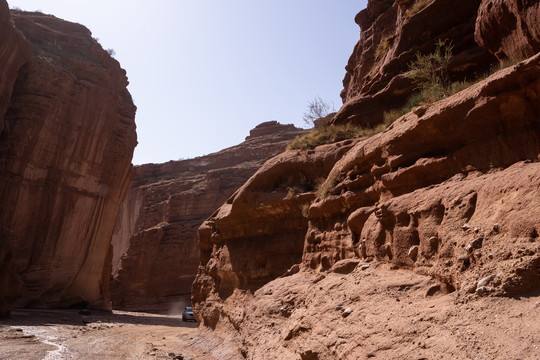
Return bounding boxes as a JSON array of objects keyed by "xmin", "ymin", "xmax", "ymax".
[{"xmin": 182, "ymin": 307, "xmax": 195, "ymax": 322}]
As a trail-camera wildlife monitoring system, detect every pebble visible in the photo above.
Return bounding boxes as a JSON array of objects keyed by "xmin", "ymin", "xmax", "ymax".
[
  {"xmin": 408, "ymin": 245, "xmax": 419, "ymax": 260},
  {"xmin": 360, "ymin": 264, "xmax": 370, "ymax": 271},
  {"xmin": 493, "ymin": 223, "xmax": 500, "ymax": 233},
  {"xmin": 462, "ymin": 223, "xmax": 471, "ymax": 231},
  {"xmin": 465, "ymin": 244, "xmax": 473, "ymax": 253},
  {"xmin": 429, "ymin": 236, "xmax": 438, "ymax": 249},
  {"xmin": 475, "ymin": 286, "xmax": 490, "ymax": 296},
  {"xmin": 342, "ymin": 307, "xmax": 353, "ymax": 317},
  {"xmin": 471, "ymin": 237, "xmax": 483, "ymax": 249},
  {"xmin": 457, "ymin": 254, "xmax": 469, "ymax": 261},
  {"xmin": 477, "ymin": 274, "xmax": 496, "ymax": 287},
  {"xmin": 463, "ymin": 282, "xmax": 477, "ymax": 294}
]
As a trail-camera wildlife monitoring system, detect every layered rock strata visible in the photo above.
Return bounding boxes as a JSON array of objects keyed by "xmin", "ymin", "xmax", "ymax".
[
  {"xmin": 334, "ymin": 0, "xmax": 496, "ymax": 127},
  {"xmin": 0, "ymin": 5, "xmax": 136, "ymax": 312},
  {"xmin": 110, "ymin": 122, "xmax": 306, "ymax": 312}
]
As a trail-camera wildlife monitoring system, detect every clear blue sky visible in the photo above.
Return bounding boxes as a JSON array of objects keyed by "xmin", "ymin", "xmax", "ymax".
[{"xmin": 7, "ymin": 1, "xmax": 366, "ymax": 164}]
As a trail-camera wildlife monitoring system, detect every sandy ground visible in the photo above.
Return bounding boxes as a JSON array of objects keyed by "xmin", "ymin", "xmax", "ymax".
[
  {"xmin": 2, "ymin": 267, "xmax": 540, "ymax": 360},
  {"xmin": 0, "ymin": 309, "xmax": 215, "ymax": 360},
  {"xmin": 201, "ymin": 264, "xmax": 540, "ymax": 360}
]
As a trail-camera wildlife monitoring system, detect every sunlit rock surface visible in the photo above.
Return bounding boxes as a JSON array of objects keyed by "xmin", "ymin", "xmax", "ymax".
[{"xmin": 0, "ymin": 4, "xmax": 137, "ymax": 312}]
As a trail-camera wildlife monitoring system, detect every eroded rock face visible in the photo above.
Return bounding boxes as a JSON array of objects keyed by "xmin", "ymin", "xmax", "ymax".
[
  {"xmin": 192, "ymin": 54, "xmax": 540, "ymax": 356},
  {"xmin": 0, "ymin": 7, "xmax": 136, "ymax": 311},
  {"xmin": 192, "ymin": 140, "xmax": 357, "ymax": 328},
  {"xmin": 334, "ymin": 0, "xmax": 496, "ymax": 127},
  {"xmin": 110, "ymin": 122, "xmax": 306, "ymax": 312},
  {"xmin": 475, "ymin": 0, "xmax": 540, "ymax": 60},
  {"xmin": 306, "ymin": 54, "xmax": 540, "ymax": 277}
]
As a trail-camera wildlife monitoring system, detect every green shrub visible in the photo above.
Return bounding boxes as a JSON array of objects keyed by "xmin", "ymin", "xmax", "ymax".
[
  {"xmin": 375, "ymin": 33, "xmax": 394, "ymax": 60},
  {"xmin": 383, "ymin": 108, "xmax": 408, "ymax": 125},
  {"xmin": 286, "ymin": 187, "xmax": 296, "ymax": 199},
  {"xmin": 407, "ymin": 0, "xmax": 433, "ymax": 17},
  {"xmin": 288, "ymin": 124, "xmax": 385, "ymax": 150},
  {"xmin": 493, "ymin": 56, "xmax": 527, "ymax": 72},
  {"xmin": 382, "ymin": 79, "xmax": 476, "ymax": 124},
  {"xmin": 408, "ymin": 39, "xmax": 453, "ymax": 92},
  {"xmin": 383, "ymin": 38, "xmax": 504, "ymax": 125},
  {"xmin": 382, "ymin": 91, "xmax": 426, "ymax": 123},
  {"xmin": 380, "ymin": 42, "xmax": 529, "ymax": 134}
]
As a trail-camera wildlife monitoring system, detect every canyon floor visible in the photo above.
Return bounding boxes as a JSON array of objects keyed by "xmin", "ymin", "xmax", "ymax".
[
  {"xmin": 0, "ymin": 309, "xmax": 213, "ymax": 360},
  {"xmin": 2, "ymin": 266, "xmax": 540, "ymax": 360}
]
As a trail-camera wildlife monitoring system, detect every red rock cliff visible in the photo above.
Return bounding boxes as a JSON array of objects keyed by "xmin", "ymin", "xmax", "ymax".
[
  {"xmin": 0, "ymin": 4, "xmax": 137, "ymax": 313},
  {"xmin": 110, "ymin": 122, "xmax": 305, "ymax": 312},
  {"xmin": 334, "ymin": 0, "xmax": 496, "ymax": 127}
]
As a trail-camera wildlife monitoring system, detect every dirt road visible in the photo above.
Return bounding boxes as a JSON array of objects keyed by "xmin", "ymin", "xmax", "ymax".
[{"xmin": 0, "ymin": 309, "xmax": 218, "ymax": 360}]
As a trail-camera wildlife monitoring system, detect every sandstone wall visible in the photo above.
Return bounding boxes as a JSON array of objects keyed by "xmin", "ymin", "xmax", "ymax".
[
  {"xmin": 110, "ymin": 122, "xmax": 306, "ymax": 312},
  {"xmin": 192, "ymin": 52, "xmax": 540, "ymax": 359},
  {"xmin": 306, "ymin": 53, "xmax": 540, "ymax": 276},
  {"xmin": 191, "ymin": 1, "xmax": 540, "ymax": 356},
  {"xmin": 0, "ymin": 6, "xmax": 136, "ymax": 312},
  {"xmin": 192, "ymin": 140, "xmax": 358, "ymax": 327}
]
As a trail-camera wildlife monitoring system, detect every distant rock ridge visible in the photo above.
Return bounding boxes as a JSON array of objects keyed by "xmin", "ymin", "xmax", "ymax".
[
  {"xmin": 0, "ymin": 2, "xmax": 136, "ymax": 314},
  {"xmin": 245, "ymin": 120, "xmax": 299, "ymax": 140},
  {"xmin": 110, "ymin": 122, "xmax": 306, "ymax": 312}
]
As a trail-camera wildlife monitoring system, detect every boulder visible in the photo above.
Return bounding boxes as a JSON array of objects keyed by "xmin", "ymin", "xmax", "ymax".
[{"xmin": 475, "ymin": 0, "xmax": 540, "ymax": 60}]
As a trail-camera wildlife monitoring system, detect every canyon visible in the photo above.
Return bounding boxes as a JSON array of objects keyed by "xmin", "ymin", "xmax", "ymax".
[
  {"xmin": 110, "ymin": 121, "xmax": 305, "ymax": 312},
  {"xmin": 1, "ymin": 0, "xmax": 540, "ymax": 359}
]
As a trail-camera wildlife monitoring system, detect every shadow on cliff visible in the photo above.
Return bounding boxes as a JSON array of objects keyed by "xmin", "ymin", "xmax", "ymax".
[{"xmin": 0, "ymin": 309, "xmax": 198, "ymax": 328}]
